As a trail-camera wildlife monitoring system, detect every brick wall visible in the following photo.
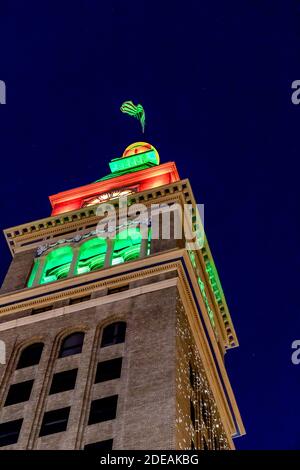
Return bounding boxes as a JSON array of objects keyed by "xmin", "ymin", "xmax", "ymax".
[{"xmin": 0, "ymin": 278, "xmax": 178, "ymax": 450}]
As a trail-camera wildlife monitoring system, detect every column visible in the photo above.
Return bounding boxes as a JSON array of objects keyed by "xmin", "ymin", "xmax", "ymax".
[
  {"xmin": 104, "ymin": 238, "xmax": 113, "ymax": 268},
  {"xmin": 32, "ymin": 255, "xmax": 46, "ymax": 287},
  {"xmin": 140, "ymin": 232, "xmax": 149, "ymax": 257},
  {"xmin": 68, "ymin": 245, "xmax": 80, "ymax": 278}
]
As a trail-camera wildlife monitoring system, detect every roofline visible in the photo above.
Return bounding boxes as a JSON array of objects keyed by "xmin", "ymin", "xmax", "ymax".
[{"xmin": 49, "ymin": 162, "xmax": 180, "ymax": 211}]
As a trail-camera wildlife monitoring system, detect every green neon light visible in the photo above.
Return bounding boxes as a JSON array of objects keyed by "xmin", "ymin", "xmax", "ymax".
[
  {"xmin": 188, "ymin": 250, "xmax": 197, "ymax": 268},
  {"xmin": 40, "ymin": 246, "xmax": 73, "ymax": 284},
  {"xmin": 197, "ymin": 276, "xmax": 215, "ymax": 328},
  {"xmin": 112, "ymin": 226, "xmax": 142, "ymax": 266},
  {"xmin": 205, "ymin": 261, "xmax": 223, "ymax": 304},
  {"xmin": 112, "ymin": 246, "xmax": 141, "ymax": 265},
  {"xmin": 188, "ymin": 250, "xmax": 215, "ymax": 327},
  {"xmin": 27, "ymin": 259, "xmax": 40, "ymax": 287},
  {"xmin": 76, "ymin": 238, "xmax": 106, "ymax": 274},
  {"xmin": 28, "ymin": 227, "xmax": 152, "ymax": 288},
  {"xmin": 147, "ymin": 228, "xmax": 152, "ymax": 256},
  {"xmin": 120, "ymin": 101, "xmax": 145, "ymax": 133},
  {"xmin": 111, "ymin": 226, "xmax": 152, "ymax": 265},
  {"xmin": 109, "ymin": 150, "xmax": 158, "ymax": 174}
]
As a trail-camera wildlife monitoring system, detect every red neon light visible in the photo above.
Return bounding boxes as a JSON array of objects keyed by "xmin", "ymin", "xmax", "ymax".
[{"xmin": 49, "ymin": 162, "xmax": 180, "ymax": 216}]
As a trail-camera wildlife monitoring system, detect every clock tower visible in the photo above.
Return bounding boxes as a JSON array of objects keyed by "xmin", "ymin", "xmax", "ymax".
[{"xmin": 0, "ymin": 142, "xmax": 244, "ymax": 449}]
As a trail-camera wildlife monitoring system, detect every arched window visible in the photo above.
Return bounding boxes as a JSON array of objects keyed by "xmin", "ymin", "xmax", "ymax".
[
  {"xmin": 111, "ymin": 227, "xmax": 142, "ymax": 266},
  {"xmin": 101, "ymin": 322, "xmax": 126, "ymax": 348},
  {"xmin": 40, "ymin": 246, "xmax": 73, "ymax": 284},
  {"xmin": 59, "ymin": 332, "xmax": 85, "ymax": 358},
  {"xmin": 76, "ymin": 238, "xmax": 107, "ymax": 275},
  {"xmin": 16, "ymin": 343, "xmax": 44, "ymax": 369}
]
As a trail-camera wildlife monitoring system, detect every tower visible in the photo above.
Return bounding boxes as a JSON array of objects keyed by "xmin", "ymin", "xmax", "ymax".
[{"xmin": 0, "ymin": 142, "xmax": 244, "ymax": 450}]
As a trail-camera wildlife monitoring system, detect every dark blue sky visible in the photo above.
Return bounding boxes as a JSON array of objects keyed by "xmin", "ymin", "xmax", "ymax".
[{"xmin": 1, "ymin": 0, "xmax": 300, "ymax": 450}]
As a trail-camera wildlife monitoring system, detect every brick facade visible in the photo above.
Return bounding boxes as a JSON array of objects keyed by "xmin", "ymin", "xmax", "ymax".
[{"xmin": 0, "ymin": 276, "xmax": 179, "ymax": 449}]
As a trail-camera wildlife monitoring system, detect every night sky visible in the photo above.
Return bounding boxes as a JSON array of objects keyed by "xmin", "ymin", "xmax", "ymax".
[{"xmin": 0, "ymin": 1, "xmax": 300, "ymax": 450}]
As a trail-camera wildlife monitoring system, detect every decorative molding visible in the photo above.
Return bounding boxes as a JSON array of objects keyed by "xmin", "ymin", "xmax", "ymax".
[
  {"xmin": 0, "ymin": 278, "xmax": 178, "ymax": 332},
  {"xmin": 82, "ymin": 186, "xmax": 138, "ymax": 207},
  {"xmin": 4, "ymin": 181, "xmax": 189, "ymax": 239},
  {"xmin": 35, "ymin": 220, "xmax": 150, "ymax": 257},
  {"xmin": 0, "ymin": 258, "xmax": 181, "ymax": 314}
]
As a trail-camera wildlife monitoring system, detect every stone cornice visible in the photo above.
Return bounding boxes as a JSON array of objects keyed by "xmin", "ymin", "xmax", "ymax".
[
  {"xmin": 3, "ymin": 179, "xmax": 191, "ymax": 255},
  {"xmin": 0, "ymin": 278, "xmax": 179, "ymax": 332}
]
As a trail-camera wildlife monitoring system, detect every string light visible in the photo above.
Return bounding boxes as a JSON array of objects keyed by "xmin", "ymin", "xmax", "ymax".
[{"xmin": 175, "ymin": 297, "xmax": 229, "ymax": 450}]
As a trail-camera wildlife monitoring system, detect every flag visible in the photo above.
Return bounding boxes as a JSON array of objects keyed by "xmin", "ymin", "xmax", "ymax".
[{"xmin": 120, "ymin": 101, "xmax": 145, "ymax": 133}]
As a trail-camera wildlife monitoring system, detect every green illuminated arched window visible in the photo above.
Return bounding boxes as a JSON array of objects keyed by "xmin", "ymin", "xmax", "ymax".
[
  {"xmin": 111, "ymin": 226, "xmax": 143, "ymax": 266},
  {"xmin": 40, "ymin": 246, "xmax": 73, "ymax": 284},
  {"xmin": 76, "ymin": 238, "xmax": 107, "ymax": 275},
  {"xmin": 26, "ymin": 227, "xmax": 152, "ymax": 288}
]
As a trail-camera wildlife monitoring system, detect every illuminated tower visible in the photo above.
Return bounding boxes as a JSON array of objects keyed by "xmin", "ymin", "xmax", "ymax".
[{"xmin": 0, "ymin": 142, "xmax": 244, "ymax": 449}]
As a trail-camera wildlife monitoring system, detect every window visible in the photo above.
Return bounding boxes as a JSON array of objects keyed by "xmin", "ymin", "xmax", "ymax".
[
  {"xmin": 101, "ymin": 322, "xmax": 126, "ymax": 348},
  {"xmin": 76, "ymin": 238, "xmax": 107, "ymax": 275},
  {"xmin": 190, "ymin": 400, "xmax": 196, "ymax": 428},
  {"xmin": 49, "ymin": 369, "xmax": 78, "ymax": 395},
  {"xmin": 0, "ymin": 419, "xmax": 23, "ymax": 447},
  {"xmin": 39, "ymin": 407, "xmax": 70, "ymax": 437},
  {"xmin": 40, "ymin": 246, "xmax": 73, "ymax": 284},
  {"xmin": 26, "ymin": 228, "xmax": 152, "ymax": 288},
  {"xmin": 111, "ymin": 227, "xmax": 142, "ymax": 265},
  {"xmin": 16, "ymin": 343, "xmax": 44, "ymax": 369},
  {"xmin": 59, "ymin": 332, "xmax": 85, "ymax": 358},
  {"xmin": 31, "ymin": 305, "xmax": 53, "ymax": 315},
  {"xmin": 95, "ymin": 358, "xmax": 122, "ymax": 383},
  {"xmin": 5, "ymin": 380, "xmax": 34, "ymax": 406},
  {"xmin": 84, "ymin": 439, "xmax": 113, "ymax": 450},
  {"xmin": 70, "ymin": 295, "xmax": 91, "ymax": 305},
  {"xmin": 88, "ymin": 395, "xmax": 118, "ymax": 425}
]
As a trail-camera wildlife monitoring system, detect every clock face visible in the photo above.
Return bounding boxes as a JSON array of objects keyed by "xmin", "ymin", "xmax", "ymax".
[{"xmin": 82, "ymin": 186, "xmax": 138, "ymax": 207}]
